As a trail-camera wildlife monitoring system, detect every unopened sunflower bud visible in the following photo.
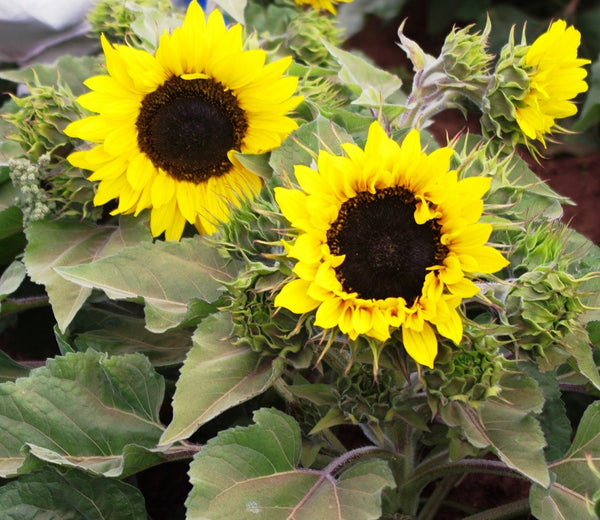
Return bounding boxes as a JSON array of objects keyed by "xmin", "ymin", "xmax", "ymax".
[
  {"xmin": 5, "ymin": 78, "xmax": 84, "ymax": 164},
  {"xmin": 398, "ymin": 20, "xmax": 493, "ymax": 127},
  {"xmin": 421, "ymin": 336, "xmax": 505, "ymax": 415},
  {"xmin": 441, "ymin": 18, "xmax": 492, "ymax": 88},
  {"xmin": 87, "ymin": 0, "xmax": 173, "ymax": 46},
  {"xmin": 287, "ymin": 8, "xmax": 344, "ymax": 67},
  {"xmin": 506, "ymin": 266, "xmax": 596, "ymax": 358}
]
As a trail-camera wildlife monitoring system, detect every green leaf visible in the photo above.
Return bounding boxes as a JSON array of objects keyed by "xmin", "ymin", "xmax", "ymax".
[
  {"xmin": 0, "ymin": 350, "xmax": 165, "ymax": 477},
  {"xmin": 24, "ymin": 218, "xmax": 151, "ymax": 332},
  {"xmin": 186, "ymin": 408, "xmax": 394, "ymax": 519},
  {"xmin": 0, "ymin": 56, "xmax": 102, "ymax": 97},
  {"xmin": 0, "ymin": 260, "xmax": 26, "ymax": 299},
  {"xmin": 55, "ymin": 236, "xmax": 239, "ymax": 333},
  {"xmin": 0, "ymin": 466, "xmax": 147, "ymax": 520},
  {"xmin": 564, "ymin": 329, "xmax": 600, "ymax": 391},
  {"xmin": 72, "ymin": 307, "xmax": 193, "ymax": 367},
  {"xmin": 0, "ymin": 206, "xmax": 25, "ymax": 265},
  {"xmin": 130, "ymin": 6, "xmax": 184, "ymax": 51},
  {"xmin": 442, "ymin": 372, "xmax": 550, "ymax": 487},
  {"xmin": 232, "ymin": 152, "xmax": 273, "ymax": 180},
  {"xmin": 269, "ymin": 116, "xmax": 353, "ymax": 177},
  {"xmin": 0, "ymin": 350, "xmax": 30, "ymax": 383},
  {"xmin": 321, "ymin": 40, "xmax": 403, "ymax": 105},
  {"xmin": 530, "ymin": 401, "xmax": 600, "ymax": 519},
  {"xmin": 521, "ymin": 364, "xmax": 572, "ymax": 461},
  {"xmin": 214, "ymin": 0, "xmax": 247, "ymax": 23},
  {"xmin": 160, "ymin": 312, "xmax": 281, "ymax": 444}
]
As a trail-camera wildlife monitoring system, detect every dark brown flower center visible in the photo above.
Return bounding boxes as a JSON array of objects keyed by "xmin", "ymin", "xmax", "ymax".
[
  {"xmin": 326, "ymin": 187, "xmax": 447, "ymax": 304},
  {"xmin": 136, "ymin": 76, "xmax": 248, "ymax": 184}
]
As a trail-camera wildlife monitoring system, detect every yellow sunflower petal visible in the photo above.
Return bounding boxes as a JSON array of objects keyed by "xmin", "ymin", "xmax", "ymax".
[
  {"xmin": 403, "ymin": 322, "xmax": 438, "ymax": 368},
  {"xmin": 274, "ymin": 279, "xmax": 320, "ymax": 313}
]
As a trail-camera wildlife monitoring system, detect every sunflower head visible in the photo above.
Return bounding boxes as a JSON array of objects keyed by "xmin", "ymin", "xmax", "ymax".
[
  {"xmin": 274, "ymin": 121, "xmax": 509, "ymax": 369},
  {"xmin": 65, "ymin": 0, "xmax": 301, "ymax": 240},
  {"xmin": 482, "ymin": 20, "xmax": 590, "ymax": 149}
]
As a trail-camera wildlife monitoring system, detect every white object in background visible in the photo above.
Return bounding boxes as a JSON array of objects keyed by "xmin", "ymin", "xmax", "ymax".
[{"xmin": 0, "ymin": 0, "xmax": 95, "ymax": 65}]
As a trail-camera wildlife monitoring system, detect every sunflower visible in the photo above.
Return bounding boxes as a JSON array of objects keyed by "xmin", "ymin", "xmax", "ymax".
[
  {"xmin": 515, "ymin": 19, "xmax": 590, "ymax": 145},
  {"xmin": 274, "ymin": 122, "xmax": 509, "ymax": 368},
  {"xmin": 293, "ymin": 0, "xmax": 353, "ymax": 15},
  {"xmin": 65, "ymin": 0, "xmax": 301, "ymax": 240}
]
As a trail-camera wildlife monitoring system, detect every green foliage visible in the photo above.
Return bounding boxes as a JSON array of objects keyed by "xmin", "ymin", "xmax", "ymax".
[
  {"xmin": 530, "ymin": 401, "xmax": 600, "ymax": 519},
  {"xmin": 0, "ymin": 467, "xmax": 147, "ymax": 520},
  {"xmin": 186, "ymin": 408, "xmax": 394, "ymax": 519},
  {"xmin": 0, "ymin": 350, "xmax": 165, "ymax": 477},
  {"xmin": 161, "ymin": 312, "xmax": 282, "ymax": 444},
  {"xmin": 0, "ymin": 0, "xmax": 598, "ymax": 518}
]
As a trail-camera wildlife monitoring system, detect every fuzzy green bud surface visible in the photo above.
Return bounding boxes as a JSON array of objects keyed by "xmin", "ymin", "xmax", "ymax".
[
  {"xmin": 5, "ymin": 80, "xmax": 85, "ymax": 163},
  {"xmin": 422, "ymin": 336, "xmax": 505, "ymax": 415}
]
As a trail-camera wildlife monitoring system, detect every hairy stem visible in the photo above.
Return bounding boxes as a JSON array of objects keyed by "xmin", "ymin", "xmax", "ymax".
[
  {"xmin": 0, "ymin": 295, "xmax": 50, "ymax": 317},
  {"xmin": 417, "ymin": 474, "xmax": 462, "ymax": 520}
]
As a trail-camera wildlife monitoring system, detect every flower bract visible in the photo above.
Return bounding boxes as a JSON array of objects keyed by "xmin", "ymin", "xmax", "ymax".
[
  {"xmin": 65, "ymin": 0, "xmax": 301, "ymax": 240},
  {"xmin": 515, "ymin": 19, "xmax": 590, "ymax": 144},
  {"xmin": 274, "ymin": 122, "xmax": 509, "ymax": 368}
]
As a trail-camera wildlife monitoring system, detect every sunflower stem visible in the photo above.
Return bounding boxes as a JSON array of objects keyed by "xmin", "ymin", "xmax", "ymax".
[
  {"xmin": 417, "ymin": 474, "xmax": 462, "ymax": 520},
  {"xmin": 0, "ymin": 295, "xmax": 50, "ymax": 317}
]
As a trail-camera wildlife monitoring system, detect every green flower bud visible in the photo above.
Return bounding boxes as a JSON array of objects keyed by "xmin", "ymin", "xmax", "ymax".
[
  {"xmin": 505, "ymin": 266, "xmax": 596, "ymax": 358},
  {"xmin": 225, "ymin": 264, "xmax": 308, "ymax": 356},
  {"xmin": 4, "ymin": 77, "xmax": 85, "ymax": 163},
  {"xmin": 337, "ymin": 363, "xmax": 404, "ymax": 424},
  {"xmin": 287, "ymin": 8, "xmax": 344, "ymax": 68},
  {"xmin": 441, "ymin": 18, "xmax": 493, "ymax": 88},
  {"xmin": 421, "ymin": 334, "xmax": 505, "ymax": 415},
  {"xmin": 398, "ymin": 20, "xmax": 493, "ymax": 127},
  {"xmin": 87, "ymin": 0, "xmax": 172, "ymax": 46}
]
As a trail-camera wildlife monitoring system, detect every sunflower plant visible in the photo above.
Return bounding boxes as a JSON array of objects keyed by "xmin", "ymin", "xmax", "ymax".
[{"xmin": 0, "ymin": 1, "xmax": 599, "ymax": 519}]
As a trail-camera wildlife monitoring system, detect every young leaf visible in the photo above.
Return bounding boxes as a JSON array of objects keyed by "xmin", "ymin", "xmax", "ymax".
[
  {"xmin": 215, "ymin": 0, "xmax": 247, "ymax": 23},
  {"xmin": 55, "ymin": 236, "xmax": 240, "ymax": 333},
  {"xmin": 24, "ymin": 218, "xmax": 151, "ymax": 332},
  {"xmin": 443, "ymin": 372, "xmax": 550, "ymax": 487},
  {"xmin": 530, "ymin": 401, "xmax": 600, "ymax": 519},
  {"xmin": 0, "ymin": 260, "xmax": 26, "ymax": 299},
  {"xmin": 186, "ymin": 408, "xmax": 394, "ymax": 519},
  {"xmin": 321, "ymin": 40, "xmax": 403, "ymax": 104},
  {"xmin": 269, "ymin": 116, "xmax": 352, "ymax": 178},
  {"xmin": 160, "ymin": 312, "xmax": 281, "ymax": 445},
  {"xmin": 0, "ymin": 466, "xmax": 146, "ymax": 519},
  {"xmin": 0, "ymin": 350, "xmax": 165, "ymax": 477}
]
